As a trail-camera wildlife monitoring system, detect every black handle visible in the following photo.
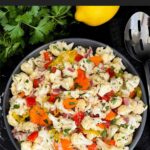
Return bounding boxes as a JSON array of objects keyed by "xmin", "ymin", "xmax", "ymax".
[{"xmin": 144, "ymin": 60, "xmax": 150, "ymax": 108}]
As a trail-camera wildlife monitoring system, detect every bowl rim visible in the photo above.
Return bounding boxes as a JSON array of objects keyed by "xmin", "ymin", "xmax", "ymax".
[{"xmin": 3, "ymin": 38, "xmax": 147, "ymax": 150}]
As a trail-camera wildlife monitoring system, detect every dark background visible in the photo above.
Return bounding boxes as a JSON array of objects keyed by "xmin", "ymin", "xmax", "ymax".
[{"xmin": 0, "ymin": 6, "xmax": 150, "ymax": 150}]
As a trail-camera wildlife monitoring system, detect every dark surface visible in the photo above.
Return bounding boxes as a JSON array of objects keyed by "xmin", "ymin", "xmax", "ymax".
[{"xmin": 0, "ymin": 6, "xmax": 150, "ymax": 150}]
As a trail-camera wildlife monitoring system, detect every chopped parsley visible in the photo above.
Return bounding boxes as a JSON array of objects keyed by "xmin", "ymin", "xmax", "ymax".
[
  {"xmin": 86, "ymin": 59, "xmax": 91, "ymax": 63},
  {"xmin": 121, "ymin": 124, "xmax": 128, "ymax": 129},
  {"xmin": 13, "ymin": 104, "xmax": 20, "ymax": 109},
  {"xmin": 105, "ymin": 106, "xmax": 110, "ymax": 111},
  {"xmin": 44, "ymin": 119, "xmax": 49, "ymax": 124},
  {"xmin": 25, "ymin": 79, "xmax": 29, "ymax": 83},
  {"xmin": 69, "ymin": 102, "xmax": 76, "ymax": 105},
  {"xmin": 110, "ymin": 118, "xmax": 117, "ymax": 125},
  {"xmin": 63, "ymin": 128, "xmax": 71, "ymax": 136},
  {"xmin": 101, "ymin": 129, "xmax": 107, "ymax": 138},
  {"xmin": 111, "ymin": 98, "xmax": 117, "ymax": 104}
]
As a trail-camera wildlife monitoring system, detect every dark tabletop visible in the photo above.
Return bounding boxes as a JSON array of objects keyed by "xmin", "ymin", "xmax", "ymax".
[{"xmin": 0, "ymin": 6, "xmax": 150, "ymax": 150}]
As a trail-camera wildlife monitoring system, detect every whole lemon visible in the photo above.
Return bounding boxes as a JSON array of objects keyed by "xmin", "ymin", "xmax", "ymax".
[{"xmin": 75, "ymin": 6, "xmax": 120, "ymax": 26}]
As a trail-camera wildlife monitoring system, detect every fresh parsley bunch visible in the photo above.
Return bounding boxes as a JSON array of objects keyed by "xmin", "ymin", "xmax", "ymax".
[{"xmin": 0, "ymin": 6, "xmax": 73, "ymax": 65}]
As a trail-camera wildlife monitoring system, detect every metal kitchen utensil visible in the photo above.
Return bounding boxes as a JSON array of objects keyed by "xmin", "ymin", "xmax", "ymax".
[{"xmin": 124, "ymin": 11, "xmax": 150, "ymax": 106}]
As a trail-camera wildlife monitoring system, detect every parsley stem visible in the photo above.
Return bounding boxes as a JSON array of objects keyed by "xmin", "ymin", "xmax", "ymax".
[{"xmin": 22, "ymin": 22, "xmax": 36, "ymax": 29}]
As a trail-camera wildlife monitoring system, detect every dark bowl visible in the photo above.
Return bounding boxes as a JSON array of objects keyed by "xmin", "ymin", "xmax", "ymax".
[{"xmin": 3, "ymin": 38, "xmax": 147, "ymax": 150}]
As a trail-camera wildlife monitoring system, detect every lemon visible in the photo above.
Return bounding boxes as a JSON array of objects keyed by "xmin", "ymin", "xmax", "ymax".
[{"xmin": 75, "ymin": 6, "xmax": 120, "ymax": 26}]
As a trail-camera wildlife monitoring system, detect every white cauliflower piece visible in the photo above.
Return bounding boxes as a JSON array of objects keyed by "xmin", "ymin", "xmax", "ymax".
[
  {"xmin": 111, "ymin": 57, "xmax": 126, "ymax": 73},
  {"xmin": 11, "ymin": 73, "xmax": 33, "ymax": 96},
  {"xmin": 49, "ymin": 69, "xmax": 61, "ymax": 83},
  {"xmin": 81, "ymin": 116, "xmax": 102, "ymax": 131},
  {"xmin": 33, "ymin": 128, "xmax": 53, "ymax": 150},
  {"xmin": 114, "ymin": 133, "xmax": 133, "ymax": 147},
  {"xmin": 16, "ymin": 122, "xmax": 38, "ymax": 132},
  {"xmin": 96, "ymin": 46, "xmax": 115, "ymax": 64},
  {"xmin": 10, "ymin": 97, "xmax": 28, "ymax": 116},
  {"xmin": 21, "ymin": 141, "xmax": 32, "ymax": 150},
  {"xmin": 61, "ymin": 77, "xmax": 74, "ymax": 90},
  {"xmin": 62, "ymin": 62, "xmax": 77, "ymax": 78},
  {"xmin": 108, "ymin": 125, "xmax": 119, "ymax": 139},
  {"xmin": 118, "ymin": 105, "xmax": 132, "ymax": 116},
  {"xmin": 109, "ymin": 97, "xmax": 122, "ymax": 109},
  {"xmin": 116, "ymin": 117, "xmax": 126, "ymax": 126},
  {"xmin": 43, "ymin": 101, "xmax": 56, "ymax": 112},
  {"xmin": 133, "ymin": 100, "xmax": 147, "ymax": 114},
  {"xmin": 21, "ymin": 58, "xmax": 35, "ymax": 75},
  {"xmin": 7, "ymin": 111, "xmax": 19, "ymax": 127},
  {"xmin": 71, "ymin": 133, "xmax": 92, "ymax": 150},
  {"xmin": 59, "ymin": 116, "xmax": 76, "ymax": 133},
  {"xmin": 99, "ymin": 72, "xmax": 110, "ymax": 81},
  {"xmin": 34, "ymin": 56, "xmax": 45, "ymax": 68},
  {"xmin": 75, "ymin": 99, "xmax": 87, "ymax": 112},
  {"xmin": 98, "ymin": 83, "xmax": 112, "ymax": 97},
  {"xmin": 79, "ymin": 58, "xmax": 94, "ymax": 74},
  {"xmin": 48, "ymin": 41, "xmax": 74, "ymax": 56},
  {"xmin": 126, "ymin": 76, "xmax": 140, "ymax": 92},
  {"xmin": 74, "ymin": 46, "xmax": 86, "ymax": 56},
  {"xmin": 110, "ymin": 77, "xmax": 123, "ymax": 93}
]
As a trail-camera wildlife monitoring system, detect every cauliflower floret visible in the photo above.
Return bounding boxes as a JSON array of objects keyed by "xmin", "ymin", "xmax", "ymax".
[
  {"xmin": 96, "ymin": 46, "xmax": 115, "ymax": 64},
  {"xmin": 21, "ymin": 58, "xmax": 35, "ymax": 75},
  {"xmin": 49, "ymin": 69, "xmax": 61, "ymax": 83},
  {"xmin": 133, "ymin": 100, "xmax": 147, "ymax": 114},
  {"xmin": 118, "ymin": 105, "xmax": 132, "ymax": 116},
  {"xmin": 16, "ymin": 122, "xmax": 38, "ymax": 132},
  {"xmin": 48, "ymin": 41, "xmax": 74, "ymax": 56},
  {"xmin": 62, "ymin": 62, "xmax": 77, "ymax": 78},
  {"xmin": 71, "ymin": 133, "xmax": 92, "ymax": 150},
  {"xmin": 61, "ymin": 77, "xmax": 74, "ymax": 90},
  {"xmin": 97, "ymin": 138, "xmax": 123, "ymax": 150},
  {"xmin": 34, "ymin": 55, "xmax": 45, "ymax": 68},
  {"xmin": 7, "ymin": 111, "xmax": 19, "ymax": 127},
  {"xmin": 43, "ymin": 101, "xmax": 56, "ymax": 112},
  {"xmin": 10, "ymin": 97, "xmax": 28, "ymax": 116},
  {"xmin": 11, "ymin": 73, "xmax": 33, "ymax": 96},
  {"xmin": 99, "ymin": 72, "xmax": 110, "ymax": 81},
  {"xmin": 114, "ymin": 133, "xmax": 133, "ymax": 147},
  {"xmin": 111, "ymin": 57, "xmax": 126, "ymax": 73},
  {"xmin": 79, "ymin": 58, "xmax": 94, "ymax": 74},
  {"xmin": 21, "ymin": 141, "xmax": 32, "ymax": 150},
  {"xmin": 126, "ymin": 76, "xmax": 140, "ymax": 92},
  {"xmin": 91, "ymin": 102, "xmax": 107, "ymax": 118},
  {"xmin": 115, "ymin": 117, "xmax": 126, "ymax": 126},
  {"xmin": 110, "ymin": 77, "xmax": 123, "ymax": 93},
  {"xmin": 59, "ymin": 116, "xmax": 76, "ymax": 133},
  {"xmin": 74, "ymin": 46, "xmax": 86, "ymax": 56},
  {"xmin": 98, "ymin": 83, "xmax": 112, "ymax": 97},
  {"xmin": 33, "ymin": 128, "xmax": 53, "ymax": 150},
  {"xmin": 48, "ymin": 114, "xmax": 62, "ymax": 132},
  {"xmin": 108, "ymin": 125, "xmax": 119, "ymax": 139},
  {"xmin": 81, "ymin": 116, "xmax": 102, "ymax": 131},
  {"xmin": 109, "ymin": 97, "xmax": 122, "ymax": 109},
  {"xmin": 35, "ymin": 84, "xmax": 50, "ymax": 97},
  {"xmin": 75, "ymin": 99, "xmax": 87, "ymax": 112}
]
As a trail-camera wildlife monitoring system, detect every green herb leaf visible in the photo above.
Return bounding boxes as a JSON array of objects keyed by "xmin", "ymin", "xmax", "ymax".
[
  {"xmin": 29, "ymin": 17, "xmax": 55, "ymax": 44},
  {"xmin": 4, "ymin": 24, "xmax": 24, "ymax": 40},
  {"xmin": 101, "ymin": 129, "xmax": 107, "ymax": 138},
  {"xmin": 13, "ymin": 104, "xmax": 20, "ymax": 109}
]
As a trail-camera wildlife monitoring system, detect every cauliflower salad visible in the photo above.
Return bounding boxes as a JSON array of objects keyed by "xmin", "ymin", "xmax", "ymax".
[{"xmin": 7, "ymin": 41, "xmax": 147, "ymax": 150}]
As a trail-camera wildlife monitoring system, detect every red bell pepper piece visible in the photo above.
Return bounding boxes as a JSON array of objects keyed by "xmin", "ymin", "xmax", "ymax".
[
  {"xmin": 44, "ymin": 61, "xmax": 51, "ymax": 69},
  {"xmin": 43, "ymin": 51, "xmax": 51, "ymax": 61},
  {"xmin": 75, "ymin": 54, "xmax": 83, "ymax": 62},
  {"xmin": 88, "ymin": 143, "xmax": 97, "ymax": 150},
  {"xmin": 73, "ymin": 111, "xmax": 85, "ymax": 126},
  {"xmin": 26, "ymin": 96, "xmax": 36, "ymax": 107},
  {"xmin": 51, "ymin": 67, "xmax": 57, "ymax": 73},
  {"xmin": 106, "ymin": 68, "xmax": 115, "ymax": 78},
  {"xmin": 27, "ymin": 131, "xmax": 38, "ymax": 142},
  {"xmin": 33, "ymin": 79, "xmax": 40, "ymax": 88},
  {"xmin": 48, "ymin": 94, "xmax": 58, "ymax": 103},
  {"xmin": 102, "ymin": 90, "xmax": 114, "ymax": 101}
]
